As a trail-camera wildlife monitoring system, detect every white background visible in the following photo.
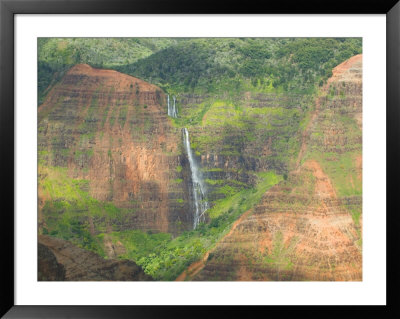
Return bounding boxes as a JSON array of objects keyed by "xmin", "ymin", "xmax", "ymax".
[{"xmin": 15, "ymin": 15, "xmax": 386, "ymax": 305}]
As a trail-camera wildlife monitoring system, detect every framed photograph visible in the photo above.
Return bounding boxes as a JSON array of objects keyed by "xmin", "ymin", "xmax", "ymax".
[{"xmin": 1, "ymin": 0, "xmax": 399, "ymax": 318}]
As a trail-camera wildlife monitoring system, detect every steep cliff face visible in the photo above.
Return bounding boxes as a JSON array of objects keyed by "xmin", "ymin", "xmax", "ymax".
[
  {"xmin": 187, "ymin": 55, "xmax": 362, "ymax": 281},
  {"xmin": 38, "ymin": 64, "xmax": 193, "ymax": 235},
  {"xmin": 175, "ymin": 91, "xmax": 311, "ymax": 204},
  {"xmin": 38, "ymin": 235, "xmax": 152, "ymax": 281}
]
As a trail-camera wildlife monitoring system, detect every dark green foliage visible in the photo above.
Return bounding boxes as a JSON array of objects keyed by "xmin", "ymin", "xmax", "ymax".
[
  {"xmin": 42, "ymin": 200, "xmax": 106, "ymax": 257},
  {"xmin": 238, "ymin": 41, "xmax": 271, "ymax": 78},
  {"xmin": 38, "ymin": 61, "xmax": 70, "ymax": 105},
  {"xmin": 37, "ymin": 38, "xmax": 180, "ymax": 105},
  {"xmin": 276, "ymin": 38, "xmax": 362, "ymax": 82},
  {"xmin": 131, "ymin": 171, "xmax": 281, "ymax": 280},
  {"xmin": 114, "ymin": 38, "xmax": 361, "ymax": 94},
  {"xmin": 38, "ymin": 38, "xmax": 362, "ymax": 101},
  {"xmin": 116, "ymin": 39, "xmax": 234, "ymax": 93}
]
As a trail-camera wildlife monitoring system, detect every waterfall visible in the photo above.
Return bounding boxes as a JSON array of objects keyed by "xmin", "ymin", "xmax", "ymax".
[
  {"xmin": 172, "ymin": 96, "xmax": 178, "ymax": 118},
  {"xmin": 167, "ymin": 95, "xmax": 178, "ymax": 118},
  {"xmin": 182, "ymin": 128, "xmax": 208, "ymax": 229},
  {"xmin": 167, "ymin": 95, "xmax": 171, "ymax": 116}
]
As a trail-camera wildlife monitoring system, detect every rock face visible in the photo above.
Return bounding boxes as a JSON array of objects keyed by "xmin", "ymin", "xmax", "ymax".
[
  {"xmin": 188, "ymin": 55, "xmax": 363, "ymax": 281},
  {"xmin": 38, "ymin": 241, "xmax": 66, "ymax": 280},
  {"xmin": 38, "ymin": 235, "xmax": 152, "ymax": 281},
  {"xmin": 38, "ymin": 64, "xmax": 193, "ymax": 234},
  {"xmin": 177, "ymin": 91, "xmax": 312, "ymax": 203}
]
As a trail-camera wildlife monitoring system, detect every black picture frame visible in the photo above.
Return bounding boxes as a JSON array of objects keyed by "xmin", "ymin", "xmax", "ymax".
[{"xmin": 1, "ymin": 0, "xmax": 399, "ymax": 318}]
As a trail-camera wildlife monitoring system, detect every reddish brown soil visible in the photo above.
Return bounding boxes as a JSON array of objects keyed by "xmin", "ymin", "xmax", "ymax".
[
  {"xmin": 356, "ymin": 155, "xmax": 362, "ymax": 181},
  {"xmin": 304, "ymin": 160, "xmax": 337, "ymax": 199},
  {"xmin": 328, "ymin": 54, "xmax": 362, "ymax": 84}
]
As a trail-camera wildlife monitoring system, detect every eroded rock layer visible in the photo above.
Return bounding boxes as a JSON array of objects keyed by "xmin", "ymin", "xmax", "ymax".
[
  {"xmin": 38, "ymin": 64, "xmax": 193, "ymax": 234},
  {"xmin": 191, "ymin": 55, "xmax": 362, "ymax": 281}
]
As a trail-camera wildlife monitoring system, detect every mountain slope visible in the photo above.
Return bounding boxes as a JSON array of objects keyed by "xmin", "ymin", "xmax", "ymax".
[
  {"xmin": 184, "ymin": 55, "xmax": 362, "ymax": 281},
  {"xmin": 38, "ymin": 64, "xmax": 194, "ymax": 241}
]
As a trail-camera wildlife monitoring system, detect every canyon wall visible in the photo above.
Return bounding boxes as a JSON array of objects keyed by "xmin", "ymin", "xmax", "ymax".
[
  {"xmin": 38, "ymin": 64, "xmax": 194, "ymax": 235},
  {"xmin": 176, "ymin": 91, "xmax": 313, "ymax": 203},
  {"xmin": 189, "ymin": 55, "xmax": 363, "ymax": 281}
]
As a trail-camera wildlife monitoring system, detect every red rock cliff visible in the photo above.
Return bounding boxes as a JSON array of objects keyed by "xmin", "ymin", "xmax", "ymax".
[{"xmin": 38, "ymin": 64, "xmax": 193, "ymax": 234}]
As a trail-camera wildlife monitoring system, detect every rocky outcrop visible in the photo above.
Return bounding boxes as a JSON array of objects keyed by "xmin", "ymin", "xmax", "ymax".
[
  {"xmin": 38, "ymin": 241, "xmax": 66, "ymax": 280},
  {"xmin": 38, "ymin": 235, "xmax": 152, "ymax": 281},
  {"xmin": 187, "ymin": 55, "xmax": 363, "ymax": 281},
  {"xmin": 38, "ymin": 64, "xmax": 193, "ymax": 234}
]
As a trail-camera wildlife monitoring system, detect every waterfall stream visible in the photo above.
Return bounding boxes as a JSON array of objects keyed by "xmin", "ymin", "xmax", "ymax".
[
  {"xmin": 167, "ymin": 95, "xmax": 178, "ymax": 118},
  {"xmin": 182, "ymin": 128, "xmax": 208, "ymax": 229}
]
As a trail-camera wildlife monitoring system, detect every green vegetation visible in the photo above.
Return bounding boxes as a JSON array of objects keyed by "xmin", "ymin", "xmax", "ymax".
[
  {"xmin": 39, "ymin": 165, "xmax": 281, "ymax": 280},
  {"xmin": 112, "ymin": 171, "xmax": 281, "ymax": 280},
  {"xmin": 307, "ymin": 151, "xmax": 362, "ymax": 197},
  {"xmin": 38, "ymin": 38, "xmax": 179, "ymax": 104},
  {"xmin": 38, "ymin": 38, "xmax": 361, "ymax": 104},
  {"xmin": 118, "ymin": 105, "xmax": 128, "ymax": 128},
  {"xmin": 263, "ymin": 232, "xmax": 297, "ymax": 280},
  {"xmin": 348, "ymin": 206, "xmax": 362, "ymax": 227},
  {"xmin": 117, "ymin": 38, "xmax": 361, "ymax": 94},
  {"xmin": 39, "ymin": 166, "xmax": 132, "ymax": 257},
  {"xmin": 38, "ymin": 37, "xmax": 363, "ymax": 280},
  {"xmin": 208, "ymin": 171, "xmax": 281, "ymax": 219},
  {"xmin": 109, "ymin": 230, "xmax": 172, "ymax": 261}
]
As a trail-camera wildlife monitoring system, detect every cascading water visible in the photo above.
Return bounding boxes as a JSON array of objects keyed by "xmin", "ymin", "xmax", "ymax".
[
  {"xmin": 172, "ymin": 96, "xmax": 178, "ymax": 118},
  {"xmin": 167, "ymin": 95, "xmax": 171, "ymax": 116},
  {"xmin": 167, "ymin": 95, "xmax": 178, "ymax": 118},
  {"xmin": 182, "ymin": 128, "xmax": 208, "ymax": 229}
]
